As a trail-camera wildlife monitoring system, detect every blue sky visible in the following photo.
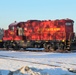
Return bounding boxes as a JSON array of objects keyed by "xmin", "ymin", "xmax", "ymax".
[{"xmin": 0, "ymin": 0, "xmax": 76, "ymax": 32}]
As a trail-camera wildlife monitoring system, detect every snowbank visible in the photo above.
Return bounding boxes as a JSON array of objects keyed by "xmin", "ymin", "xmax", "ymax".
[{"xmin": 0, "ymin": 51, "xmax": 76, "ymax": 75}]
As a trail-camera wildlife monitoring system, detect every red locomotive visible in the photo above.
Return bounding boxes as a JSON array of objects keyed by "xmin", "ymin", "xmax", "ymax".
[{"xmin": 0, "ymin": 18, "xmax": 76, "ymax": 51}]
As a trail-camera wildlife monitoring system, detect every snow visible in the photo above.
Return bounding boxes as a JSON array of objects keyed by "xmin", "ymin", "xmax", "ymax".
[{"xmin": 0, "ymin": 50, "xmax": 76, "ymax": 75}]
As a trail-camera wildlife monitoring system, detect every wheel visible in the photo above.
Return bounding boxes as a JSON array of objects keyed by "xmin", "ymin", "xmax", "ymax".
[{"xmin": 48, "ymin": 46, "xmax": 54, "ymax": 52}]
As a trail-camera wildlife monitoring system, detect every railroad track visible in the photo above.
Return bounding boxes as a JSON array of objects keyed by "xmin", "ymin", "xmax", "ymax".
[
  {"xmin": 0, "ymin": 48, "xmax": 45, "ymax": 52},
  {"xmin": 71, "ymin": 50, "xmax": 76, "ymax": 52},
  {"xmin": 0, "ymin": 48, "xmax": 73, "ymax": 53}
]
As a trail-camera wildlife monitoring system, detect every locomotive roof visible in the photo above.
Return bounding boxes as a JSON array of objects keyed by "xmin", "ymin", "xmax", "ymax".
[
  {"xmin": 9, "ymin": 18, "xmax": 74, "ymax": 27},
  {"xmin": 9, "ymin": 21, "xmax": 19, "ymax": 26},
  {"xmin": 9, "ymin": 21, "xmax": 21, "ymax": 28}
]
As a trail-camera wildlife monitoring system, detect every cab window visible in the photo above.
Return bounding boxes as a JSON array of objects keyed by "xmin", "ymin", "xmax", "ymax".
[
  {"xmin": 65, "ymin": 22, "xmax": 71, "ymax": 25},
  {"xmin": 9, "ymin": 26, "xmax": 14, "ymax": 30}
]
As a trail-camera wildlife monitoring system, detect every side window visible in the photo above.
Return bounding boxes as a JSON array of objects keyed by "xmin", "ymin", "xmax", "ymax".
[
  {"xmin": 17, "ymin": 27, "xmax": 24, "ymax": 36},
  {"xmin": 12, "ymin": 26, "xmax": 14, "ymax": 30},
  {"xmin": 10, "ymin": 26, "xmax": 14, "ymax": 30}
]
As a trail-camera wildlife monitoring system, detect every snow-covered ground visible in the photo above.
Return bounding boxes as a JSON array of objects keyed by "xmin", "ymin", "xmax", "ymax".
[{"xmin": 0, "ymin": 50, "xmax": 76, "ymax": 75}]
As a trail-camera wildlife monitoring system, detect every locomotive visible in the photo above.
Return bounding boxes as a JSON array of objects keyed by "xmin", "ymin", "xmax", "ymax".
[{"xmin": 0, "ymin": 18, "xmax": 76, "ymax": 51}]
